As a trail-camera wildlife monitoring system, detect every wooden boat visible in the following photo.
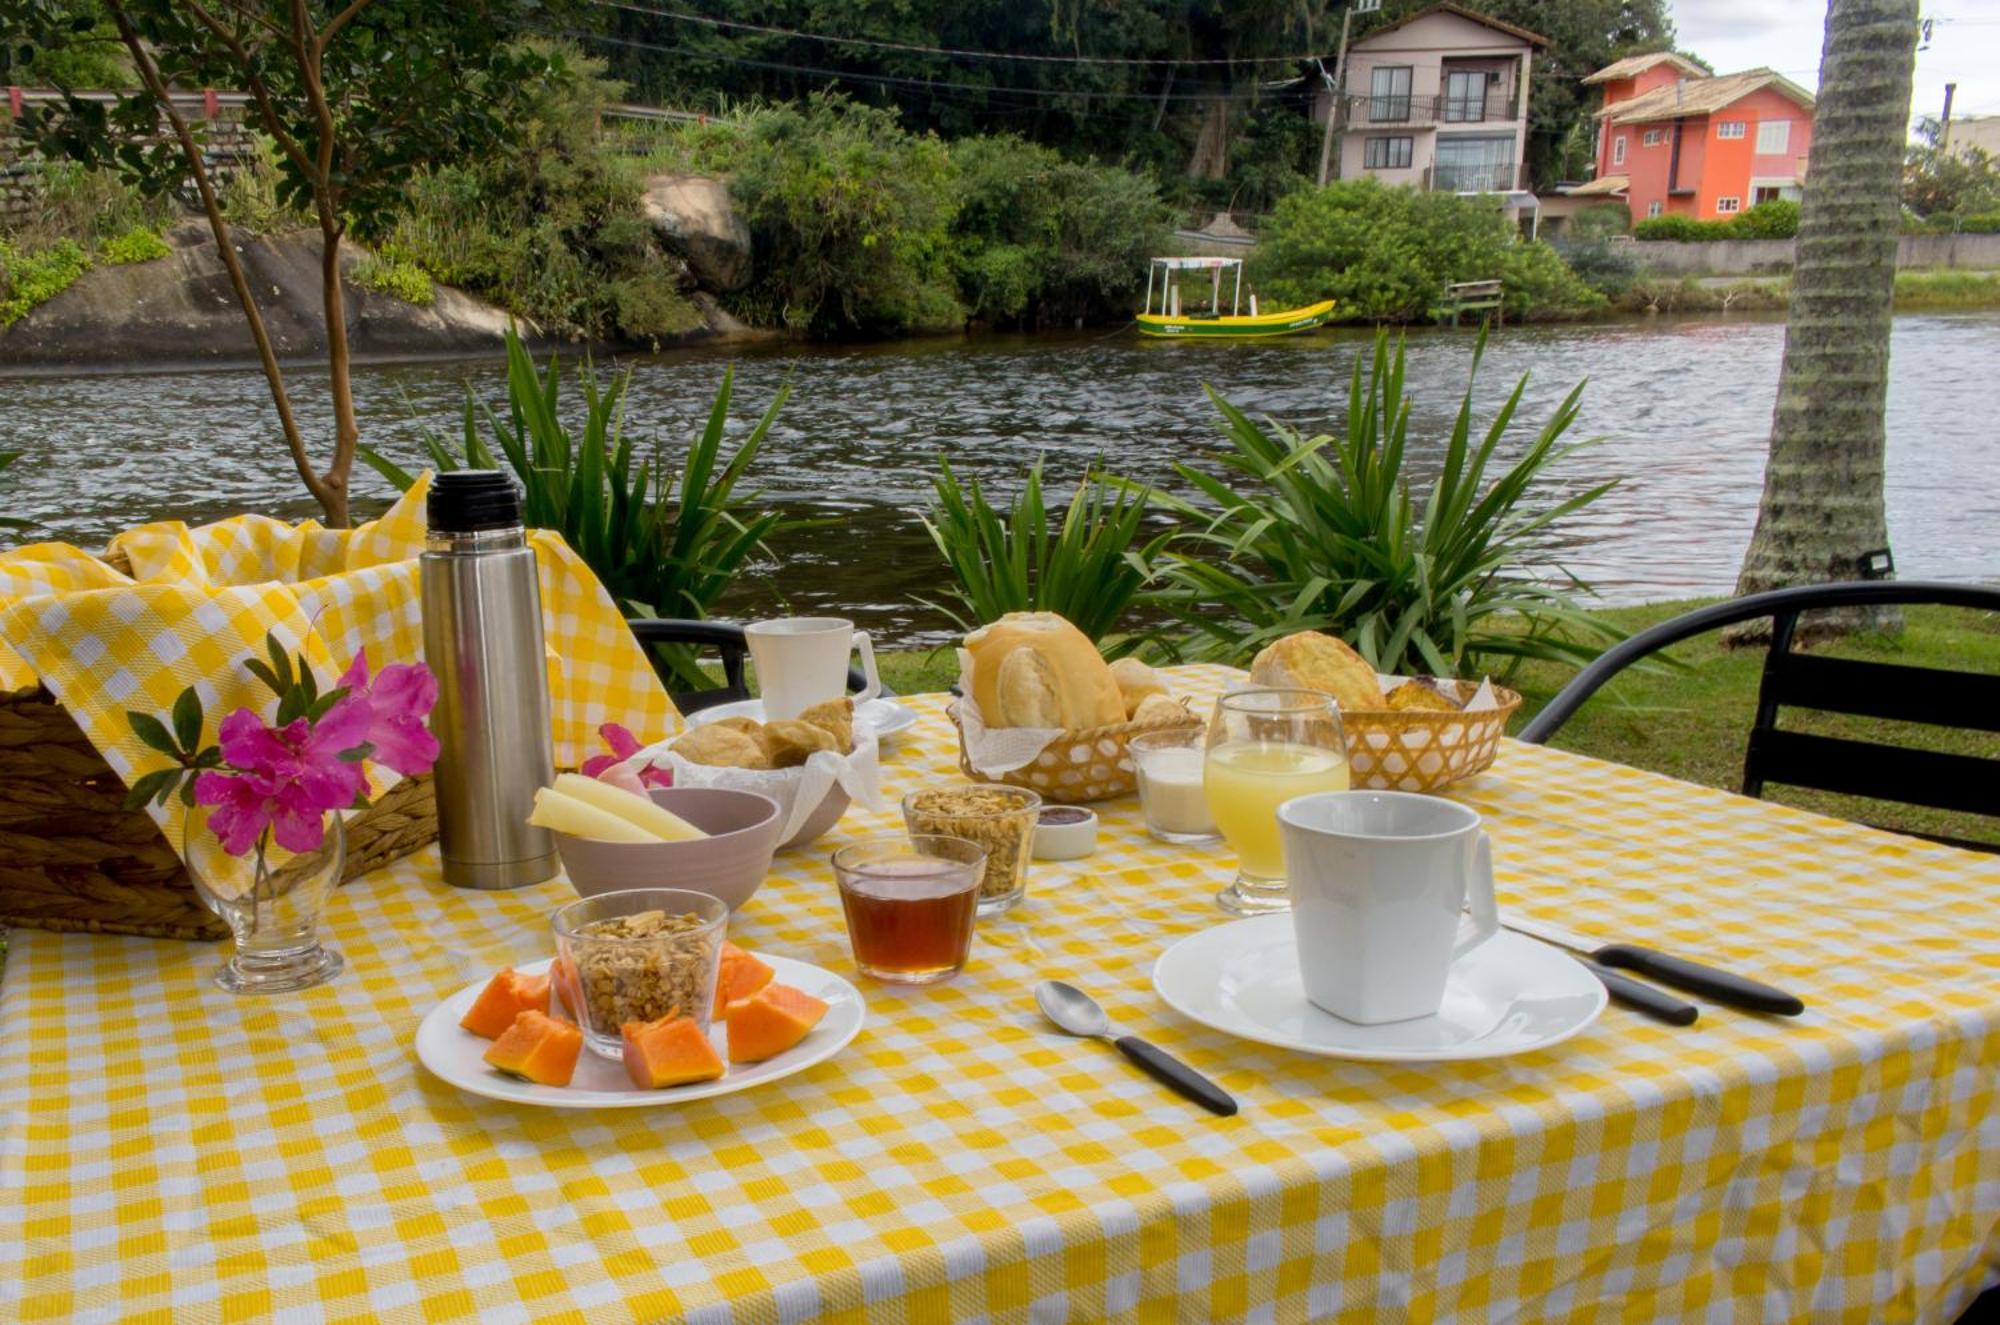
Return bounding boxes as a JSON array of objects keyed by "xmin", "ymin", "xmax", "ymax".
[{"xmin": 1136, "ymin": 257, "xmax": 1333, "ymax": 338}]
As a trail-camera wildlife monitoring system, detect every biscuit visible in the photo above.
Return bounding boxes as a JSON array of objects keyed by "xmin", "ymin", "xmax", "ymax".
[
  {"xmin": 670, "ymin": 724, "xmax": 770, "ymax": 770},
  {"xmin": 796, "ymin": 697, "xmax": 855, "ymax": 753},
  {"xmin": 758, "ymin": 719, "xmax": 838, "ymax": 768}
]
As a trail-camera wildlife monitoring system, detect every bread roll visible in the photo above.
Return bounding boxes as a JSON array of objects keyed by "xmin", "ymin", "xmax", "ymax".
[
  {"xmin": 797, "ymin": 697, "xmax": 854, "ymax": 753},
  {"xmin": 964, "ymin": 612, "xmax": 1125, "ymax": 729},
  {"xmin": 1385, "ymin": 678, "xmax": 1460, "ymax": 712},
  {"xmin": 671, "ymin": 724, "xmax": 770, "ymax": 770},
  {"xmin": 1108, "ymin": 657, "xmax": 1167, "ymax": 718},
  {"xmin": 1249, "ymin": 632, "xmax": 1387, "ymax": 714},
  {"xmin": 1130, "ymin": 693, "xmax": 1192, "ymax": 725},
  {"xmin": 758, "ymin": 719, "xmax": 838, "ymax": 768}
]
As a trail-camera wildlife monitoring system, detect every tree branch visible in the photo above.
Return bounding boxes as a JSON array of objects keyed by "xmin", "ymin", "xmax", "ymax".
[
  {"xmin": 316, "ymin": 0, "xmax": 376, "ymax": 54},
  {"xmin": 175, "ymin": 0, "xmax": 315, "ymax": 177}
]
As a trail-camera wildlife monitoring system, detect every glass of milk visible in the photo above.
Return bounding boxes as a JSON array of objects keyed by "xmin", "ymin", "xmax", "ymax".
[{"xmin": 1128, "ymin": 728, "xmax": 1221, "ymax": 844}]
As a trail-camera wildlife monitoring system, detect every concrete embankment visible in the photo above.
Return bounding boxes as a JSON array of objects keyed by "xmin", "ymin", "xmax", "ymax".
[{"xmin": 1627, "ymin": 232, "xmax": 2000, "ymax": 276}]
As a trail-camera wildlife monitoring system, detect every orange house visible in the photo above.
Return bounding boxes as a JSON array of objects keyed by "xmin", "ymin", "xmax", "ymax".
[{"xmin": 1567, "ymin": 52, "xmax": 1815, "ymax": 225}]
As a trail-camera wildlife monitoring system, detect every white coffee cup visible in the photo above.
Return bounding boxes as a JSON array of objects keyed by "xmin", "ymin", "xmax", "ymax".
[
  {"xmin": 1276, "ymin": 791, "xmax": 1501, "ymax": 1025},
  {"xmin": 743, "ymin": 617, "xmax": 881, "ymax": 721}
]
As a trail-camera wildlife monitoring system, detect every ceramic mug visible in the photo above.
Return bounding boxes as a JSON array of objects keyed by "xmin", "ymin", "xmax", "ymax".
[
  {"xmin": 1276, "ymin": 790, "xmax": 1501, "ymax": 1024},
  {"xmin": 744, "ymin": 617, "xmax": 881, "ymax": 721}
]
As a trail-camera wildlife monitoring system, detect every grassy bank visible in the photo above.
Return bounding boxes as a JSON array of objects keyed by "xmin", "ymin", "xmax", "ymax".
[
  {"xmin": 1613, "ymin": 269, "xmax": 2000, "ymax": 314},
  {"xmin": 874, "ymin": 599, "xmax": 2000, "ymax": 849}
]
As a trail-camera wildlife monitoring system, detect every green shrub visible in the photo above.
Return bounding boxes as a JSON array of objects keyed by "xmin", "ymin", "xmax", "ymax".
[
  {"xmin": 219, "ymin": 136, "xmax": 312, "ymax": 234},
  {"xmin": 358, "ymin": 327, "xmax": 791, "ymax": 689},
  {"xmin": 1634, "ymin": 200, "xmax": 1799, "ymax": 241},
  {"xmin": 100, "ymin": 226, "xmax": 172, "ymax": 265},
  {"xmin": 921, "ymin": 456, "xmax": 1161, "ymax": 648},
  {"xmin": 1893, "ymin": 270, "xmax": 2000, "ymax": 308},
  {"xmin": 1549, "ymin": 234, "xmax": 1637, "ymax": 297},
  {"xmin": 1632, "ymin": 213, "xmax": 1708, "ymax": 241},
  {"xmin": 351, "ymin": 250, "xmax": 435, "ymax": 305},
  {"xmin": 1954, "ymin": 212, "xmax": 2000, "ymax": 233},
  {"xmin": 1566, "ymin": 205, "xmax": 1631, "ymax": 240},
  {"xmin": 1146, "ymin": 331, "xmax": 1623, "ymax": 677},
  {"xmin": 1247, "ymin": 178, "xmax": 1602, "ymax": 323},
  {"xmin": 10, "ymin": 159, "xmax": 167, "ymax": 248},
  {"xmin": 1731, "ymin": 198, "xmax": 1800, "ymax": 239},
  {"xmin": 0, "ymin": 239, "xmax": 91, "ymax": 326}
]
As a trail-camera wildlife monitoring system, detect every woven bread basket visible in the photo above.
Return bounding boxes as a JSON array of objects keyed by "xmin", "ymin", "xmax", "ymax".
[
  {"xmin": 950, "ymin": 700, "xmax": 1200, "ymax": 803},
  {"xmin": 0, "ymin": 548, "xmax": 439, "ymax": 941},
  {"xmin": 1341, "ymin": 680, "xmax": 1521, "ymax": 793}
]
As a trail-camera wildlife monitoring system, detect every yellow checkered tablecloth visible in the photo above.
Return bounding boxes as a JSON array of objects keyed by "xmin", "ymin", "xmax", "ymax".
[{"xmin": 2, "ymin": 664, "xmax": 1996, "ymax": 1323}]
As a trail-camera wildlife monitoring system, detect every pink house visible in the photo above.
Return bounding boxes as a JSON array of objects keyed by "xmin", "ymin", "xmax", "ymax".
[
  {"xmin": 1318, "ymin": 3, "xmax": 1545, "ymax": 205},
  {"xmin": 1569, "ymin": 52, "xmax": 1815, "ymax": 225}
]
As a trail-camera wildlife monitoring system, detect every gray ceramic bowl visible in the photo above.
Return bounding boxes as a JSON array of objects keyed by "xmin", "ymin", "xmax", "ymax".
[{"xmin": 553, "ymin": 787, "xmax": 783, "ymax": 911}]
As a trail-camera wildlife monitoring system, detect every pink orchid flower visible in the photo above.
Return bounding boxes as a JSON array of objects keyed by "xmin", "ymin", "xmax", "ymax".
[
  {"xmin": 337, "ymin": 650, "xmax": 441, "ymax": 777},
  {"xmin": 194, "ymin": 699, "xmax": 371, "ymax": 855},
  {"xmin": 580, "ymin": 722, "xmax": 672, "ymax": 789}
]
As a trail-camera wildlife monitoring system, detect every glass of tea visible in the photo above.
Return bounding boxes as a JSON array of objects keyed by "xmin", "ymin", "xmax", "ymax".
[{"xmin": 830, "ymin": 835, "xmax": 987, "ymax": 985}]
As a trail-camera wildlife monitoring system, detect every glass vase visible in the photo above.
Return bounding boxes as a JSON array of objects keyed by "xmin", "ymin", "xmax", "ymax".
[{"xmin": 184, "ymin": 807, "xmax": 346, "ymax": 994}]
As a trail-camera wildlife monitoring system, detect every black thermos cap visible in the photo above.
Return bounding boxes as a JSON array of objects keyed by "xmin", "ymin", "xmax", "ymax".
[{"xmin": 427, "ymin": 470, "xmax": 522, "ymax": 534}]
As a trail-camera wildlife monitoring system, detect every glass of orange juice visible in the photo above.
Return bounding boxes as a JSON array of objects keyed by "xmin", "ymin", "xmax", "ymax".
[{"xmin": 1204, "ymin": 687, "xmax": 1349, "ymax": 915}]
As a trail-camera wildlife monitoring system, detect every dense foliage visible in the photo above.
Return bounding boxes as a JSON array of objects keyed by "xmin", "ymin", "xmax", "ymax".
[
  {"xmin": 1248, "ymin": 177, "xmax": 1604, "ymax": 322},
  {"xmin": 1632, "ymin": 199, "xmax": 1800, "ymax": 241},
  {"xmin": 1903, "ymin": 116, "xmax": 2000, "ymax": 231},
  {"xmin": 100, "ymin": 225, "xmax": 170, "ymax": 264},
  {"xmin": 0, "ymin": 237, "xmax": 90, "ymax": 325},
  {"xmin": 1147, "ymin": 332, "xmax": 1622, "ymax": 676}
]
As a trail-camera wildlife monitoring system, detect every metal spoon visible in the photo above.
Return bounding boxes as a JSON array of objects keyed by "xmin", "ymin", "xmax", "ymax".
[{"xmin": 1035, "ymin": 980, "xmax": 1239, "ymax": 1116}]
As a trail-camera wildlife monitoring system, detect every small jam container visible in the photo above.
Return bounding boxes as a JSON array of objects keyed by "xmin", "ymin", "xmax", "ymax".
[{"xmin": 1032, "ymin": 805, "xmax": 1098, "ymax": 861}]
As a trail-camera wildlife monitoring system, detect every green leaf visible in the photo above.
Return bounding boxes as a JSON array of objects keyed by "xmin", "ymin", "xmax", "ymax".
[
  {"xmin": 336, "ymin": 742, "xmax": 376, "ymax": 763},
  {"xmin": 127, "ymin": 711, "xmax": 179, "ymax": 757},
  {"xmin": 121, "ymin": 767, "xmax": 179, "ymax": 812},
  {"xmin": 171, "ymin": 686, "xmax": 203, "ymax": 754},
  {"xmin": 355, "ymin": 444, "xmax": 419, "ymax": 491}
]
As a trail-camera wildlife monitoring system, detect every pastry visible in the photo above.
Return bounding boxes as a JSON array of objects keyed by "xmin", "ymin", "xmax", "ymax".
[
  {"xmin": 757, "ymin": 718, "xmax": 837, "ymax": 768},
  {"xmin": 963, "ymin": 612, "xmax": 1125, "ymax": 729},
  {"xmin": 1108, "ymin": 657, "xmax": 1167, "ymax": 718},
  {"xmin": 708, "ymin": 715, "xmax": 764, "ymax": 738},
  {"xmin": 1130, "ymin": 693, "xmax": 1191, "ymax": 725},
  {"xmin": 670, "ymin": 723, "xmax": 771, "ymax": 770},
  {"xmin": 1385, "ymin": 678, "xmax": 1461, "ymax": 712},
  {"xmin": 796, "ymin": 697, "xmax": 854, "ymax": 753},
  {"xmin": 1249, "ymin": 632, "xmax": 1387, "ymax": 714}
]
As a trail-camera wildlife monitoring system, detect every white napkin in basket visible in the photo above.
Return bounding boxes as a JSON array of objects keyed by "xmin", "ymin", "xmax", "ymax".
[{"xmin": 630, "ymin": 728, "xmax": 884, "ymax": 845}]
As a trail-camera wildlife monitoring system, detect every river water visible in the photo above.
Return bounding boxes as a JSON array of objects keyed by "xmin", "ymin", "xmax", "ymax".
[{"xmin": 3, "ymin": 312, "xmax": 1995, "ymax": 644}]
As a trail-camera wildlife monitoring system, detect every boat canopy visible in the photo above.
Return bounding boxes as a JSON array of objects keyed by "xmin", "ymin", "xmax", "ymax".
[
  {"xmin": 1148, "ymin": 257, "xmax": 1242, "ymax": 270},
  {"xmin": 1145, "ymin": 256, "xmax": 1245, "ymax": 317}
]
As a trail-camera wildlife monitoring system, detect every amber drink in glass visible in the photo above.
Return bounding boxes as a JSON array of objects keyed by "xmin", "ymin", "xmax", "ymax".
[{"xmin": 831, "ymin": 835, "xmax": 986, "ymax": 984}]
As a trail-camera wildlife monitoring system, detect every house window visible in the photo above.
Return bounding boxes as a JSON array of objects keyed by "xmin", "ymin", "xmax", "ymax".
[
  {"xmin": 1716, "ymin": 196, "xmax": 1741, "ymax": 214},
  {"xmin": 1755, "ymin": 120, "xmax": 1790, "ymax": 154},
  {"xmin": 1443, "ymin": 70, "xmax": 1488, "ymax": 122},
  {"xmin": 1369, "ymin": 66, "xmax": 1413, "ymax": 122},
  {"xmin": 1433, "ymin": 135, "xmax": 1516, "ymax": 192},
  {"xmin": 1716, "ymin": 121, "xmax": 1747, "ymax": 139},
  {"xmin": 1613, "ymin": 135, "xmax": 1627, "ymax": 165},
  {"xmin": 1753, "ymin": 185, "xmax": 1782, "ymax": 205},
  {"xmin": 1642, "ymin": 129, "xmax": 1663, "ymax": 147},
  {"xmin": 1364, "ymin": 136, "xmax": 1414, "ymax": 170},
  {"xmin": 1647, "ymin": 201, "xmax": 1664, "ymax": 218}
]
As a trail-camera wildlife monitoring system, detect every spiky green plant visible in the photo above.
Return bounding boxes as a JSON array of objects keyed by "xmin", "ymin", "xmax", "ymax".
[
  {"xmin": 921, "ymin": 456, "xmax": 1159, "ymax": 650},
  {"xmin": 1147, "ymin": 330, "xmax": 1623, "ymax": 677}
]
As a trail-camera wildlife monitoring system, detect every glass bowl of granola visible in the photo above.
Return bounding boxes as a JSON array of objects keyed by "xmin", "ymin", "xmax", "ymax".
[
  {"xmin": 901, "ymin": 784, "xmax": 1041, "ymax": 916},
  {"xmin": 551, "ymin": 888, "xmax": 728, "ymax": 1058}
]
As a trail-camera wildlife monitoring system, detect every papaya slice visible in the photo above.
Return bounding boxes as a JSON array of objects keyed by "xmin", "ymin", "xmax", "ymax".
[
  {"xmin": 712, "ymin": 942, "xmax": 776, "ymax": 1017},
  {"xmin": 550, "ymin": 955, "xmax": 583, "ymax": 1024},
  {"xmin": 483, "ymin": 1009, "xmax": 582, "ymax": 1087},
  {"xmin": 621, "ymin": 1015, "xmax": 726, "ymax": 1089},
  {"xmin": 460, "ymin": 968, "xmax": 552, "ymax": 1040},
  {"xmin": 723, "ymin": 982, "xmax": 829, "ymax": 1063}
]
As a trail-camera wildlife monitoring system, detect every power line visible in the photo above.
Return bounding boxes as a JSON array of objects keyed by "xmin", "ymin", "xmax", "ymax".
[
  {"xmin": 588, "ymin": 0, "xmax": 1331, "ymax": 67},
  {"xmin": 562, "ymin": 29, "xmax": 1317, "ymax": 105}
]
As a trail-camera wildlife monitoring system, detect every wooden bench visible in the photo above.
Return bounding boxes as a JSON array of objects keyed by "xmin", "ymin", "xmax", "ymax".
[{"xmin": 1437, "ymin": 280, "xmax": 1503, "ymax": 327}]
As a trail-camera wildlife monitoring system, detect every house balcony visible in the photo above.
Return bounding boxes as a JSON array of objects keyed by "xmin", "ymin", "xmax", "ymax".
[
  {"xmin": 1423, "ymin": 161, "xmax": 1529, "ymax": 194},
  {"xmin": 1336, "ymin": 92, "xmax": 1522, "ymax": 130}
]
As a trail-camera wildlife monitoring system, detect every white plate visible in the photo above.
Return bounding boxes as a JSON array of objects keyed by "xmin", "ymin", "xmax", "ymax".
[
  {"xmin": 1152, "ymin": 916, "xmax": 1605, "ymax": 1063},
  {"xmin": 690, "ymin": 696, "xmax": 919, "ymax": 742},
  {"xmin": 416, "ymin": 955, "xmax": 865, "ymax": 1108}
]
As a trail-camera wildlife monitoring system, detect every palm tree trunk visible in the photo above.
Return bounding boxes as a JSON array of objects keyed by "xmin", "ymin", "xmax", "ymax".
[{"xmin": 1734, "ymin": 0, "xmax": 1918, "ymax": 637}]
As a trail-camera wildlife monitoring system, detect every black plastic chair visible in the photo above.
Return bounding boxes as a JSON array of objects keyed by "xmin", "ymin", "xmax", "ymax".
[
  {"xmin": 626, "ymin": 618, "xmax": 886, "ymax": 714},
  {"xmin": 1518, "ymin": 581, "xmax": 2000, "ymax": 852}
]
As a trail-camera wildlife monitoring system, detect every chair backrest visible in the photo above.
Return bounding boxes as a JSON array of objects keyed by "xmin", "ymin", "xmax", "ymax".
[{"xmin": 1518, "ymin": 581, "xmax": 2000, "ymax": 848}]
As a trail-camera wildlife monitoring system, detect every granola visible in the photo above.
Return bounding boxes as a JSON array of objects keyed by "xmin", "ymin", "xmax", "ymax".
[
  {"xmin": 903, "ymin": 785, "xmax": 1039, "ymax": 900},
  {"xmin": 568, "ymin": 909, "xmax": 718, "ymax": 1032}
]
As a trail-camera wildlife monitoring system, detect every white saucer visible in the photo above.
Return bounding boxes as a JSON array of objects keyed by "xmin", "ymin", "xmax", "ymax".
[
  {"xmin": 690, "ymin": 696, "xmax": 919, "ymax": 741},
  {"xmin": 416, "ymin": 955, "xmax": 865, "ymax": 1108},
  {"xmin": 1152, "ymin": 916, "xmax": 1605, "ymax": 1063}
]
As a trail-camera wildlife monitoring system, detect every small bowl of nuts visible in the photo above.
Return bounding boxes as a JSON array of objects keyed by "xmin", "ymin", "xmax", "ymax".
[
  {"xmin": 902, "ymin": 783, "xmax": 1041, "ymax": 916},
  {"xmin": 551, "ymin": 888, "xmax": 728, "ymax": 1058}
]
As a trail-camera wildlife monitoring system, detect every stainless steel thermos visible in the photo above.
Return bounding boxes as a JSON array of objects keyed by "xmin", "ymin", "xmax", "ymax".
[{"xmin": 420, "ymin": 471, "xmax": 558, "ymax": 889}]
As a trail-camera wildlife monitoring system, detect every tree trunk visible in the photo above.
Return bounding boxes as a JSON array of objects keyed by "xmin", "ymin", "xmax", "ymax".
[
  {"xmin": 1187, "ymin": 94, "xmax": 1237, "ymax": 179},
  {"xmin": 1733, "ymin": 0, "xmax": 1918, "ymax": 639},
  {"xmin": 319, "ymin": 219, "xmax": 355, "ymax": 528}
]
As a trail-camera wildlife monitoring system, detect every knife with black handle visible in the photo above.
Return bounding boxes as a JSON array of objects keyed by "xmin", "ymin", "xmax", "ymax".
[
  {"xmin": 1581, "ymin": 958, "xmax": 1699, "ymax": 1026},
  {"xmin": 1508, "ymin": 916, "xmax": 1806, "ymax": 1018}
]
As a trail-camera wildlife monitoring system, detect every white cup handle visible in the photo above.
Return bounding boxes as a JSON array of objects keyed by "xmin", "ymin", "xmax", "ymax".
[
  {"xmin": 1453, "ymin": 831, "xmax": 1502, "ymax": 960},
  {"xmin": 851, "ymin": 630, "xmax": 881, "ymax": 703}
]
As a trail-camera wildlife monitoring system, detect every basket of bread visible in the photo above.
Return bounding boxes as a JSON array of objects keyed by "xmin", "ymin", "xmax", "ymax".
[
  {"xmin": 1249, "ymin": 631, "xmax": 1519, "ymax": 793},
  {"xmin": 633, "ymin": 698, "xmax": 881, "ymax": 850},
  {"xmin": 949, "ymin": 613, "xmax": 1197, "ymax": 803}
]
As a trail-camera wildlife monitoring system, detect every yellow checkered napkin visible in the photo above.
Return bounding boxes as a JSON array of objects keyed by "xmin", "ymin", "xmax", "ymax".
[{"xmin": 0, "ymin": 473, "xmax": 678, "ymax": 857}]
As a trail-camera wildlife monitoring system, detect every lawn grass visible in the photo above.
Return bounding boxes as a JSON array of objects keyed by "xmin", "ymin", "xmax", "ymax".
[{"xmin": 876, "ymin": 599, "xmax": 2000, "ymax": 849}]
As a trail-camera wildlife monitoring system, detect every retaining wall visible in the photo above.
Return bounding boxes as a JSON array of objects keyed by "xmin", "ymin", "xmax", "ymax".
[{"xmin": 1628, "ymin": 232, "xmax": 2000, "ymax": 275}]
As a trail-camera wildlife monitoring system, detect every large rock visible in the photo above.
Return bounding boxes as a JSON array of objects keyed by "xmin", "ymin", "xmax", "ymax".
[
  {"xmin": 640, "ymin": 175, "xmax": 752, "ymax": 293},
  {"xmin": 0, "ymin": 221, "xmax": 524, "ymax": 369}
]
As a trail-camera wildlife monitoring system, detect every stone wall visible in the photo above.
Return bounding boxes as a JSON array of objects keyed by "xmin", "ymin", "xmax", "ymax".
[
  {"xmin": 1, "ymin": 108, "xmax": 255, "ymax": 227},
  {"xmin": 1627, "ymin": 232, "xmax": 2000, "ymax": 275}
]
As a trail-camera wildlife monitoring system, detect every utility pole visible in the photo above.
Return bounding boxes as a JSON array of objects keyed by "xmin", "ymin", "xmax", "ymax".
[
  {"xmin": 1316, "ymin": 1, "xmax": 1377, "ymax": 187},
  {"xmin": 1939, "ymin": 82, "xmax": 1956, "ymax": 153}
]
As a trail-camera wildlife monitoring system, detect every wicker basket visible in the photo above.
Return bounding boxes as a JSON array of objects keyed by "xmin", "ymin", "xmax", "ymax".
[
  {"xmin": 950, "ymin": 701, "xmax": 1200, "ymax": 804},
  {"xmin": 1342, "ymin": 681, "xmax": 1522, "ymax": 793},
  {"xmin": 0, "ymin": 683, "xmax": 438, "ymax": 941}
]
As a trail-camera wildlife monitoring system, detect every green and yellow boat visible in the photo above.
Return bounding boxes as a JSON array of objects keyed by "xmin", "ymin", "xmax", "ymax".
[{"xmin": 1135, "ymin": 257, "xmax": 1334, "ymax": 339}]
